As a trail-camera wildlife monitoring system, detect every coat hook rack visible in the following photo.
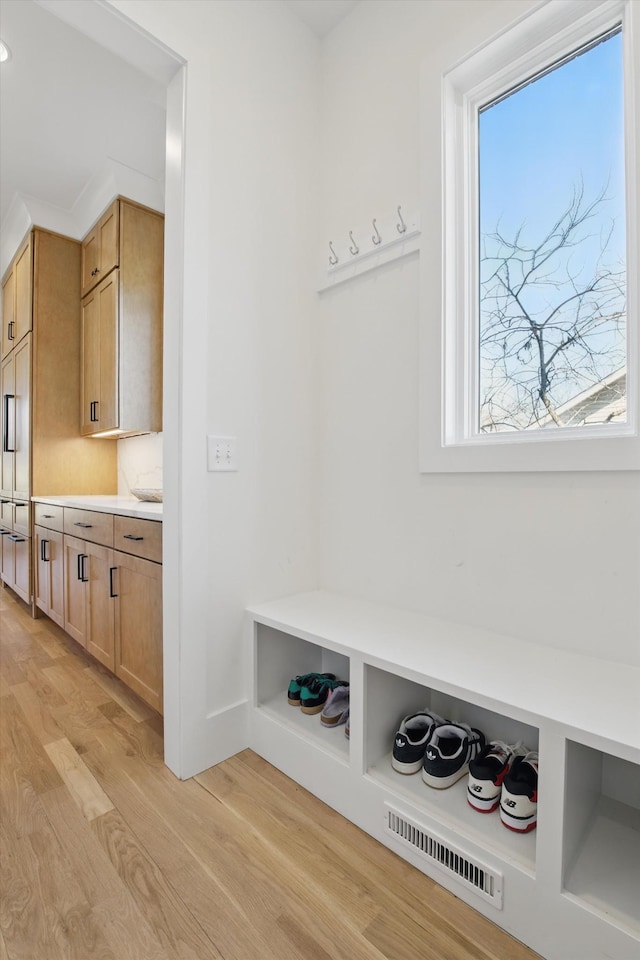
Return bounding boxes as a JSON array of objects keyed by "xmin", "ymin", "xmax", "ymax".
[
  {"xmin": 372, "ymin": 218, "xmax": 382, "ymax": 246},
  {"xmin": 396, "ymin": 205, "xmax": 407, "ymax": 234},
  {"xmin": 328, "ymin": 241, "xmax": 339, "ymax": 266},
  {"xmin": 348, "ymin": 231, "xmax": 359, "ymax": 256}
]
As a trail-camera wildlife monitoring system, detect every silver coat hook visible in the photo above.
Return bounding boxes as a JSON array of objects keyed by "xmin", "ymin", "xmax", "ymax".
[
  {"xmin": 348, "ymin": 231, "xmax": 359, "ymax": 256},
  {"xmin": 396, "ymin": 205, "xmax": 407, "ymax": 235},
  {"xmin": 328, "ymin": 241, "xmax": 339, "ymax": 266},
  {"xmin": 372, "ymin": 218, "xmax": 382, "ymax": 246}
]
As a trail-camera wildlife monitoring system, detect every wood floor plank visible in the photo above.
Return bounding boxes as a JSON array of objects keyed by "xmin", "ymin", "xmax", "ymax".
[
  {"xmin": 43, "ymin": 738, "xmax": 115, "ymax": 821},
  {"xmin": 86, "ymin": 663, "xmax": 155, "ymax": 722},
  {"xmin": 91, "ymin": 808, "xmax": 225, "ymax": 960},
  {"xmin": 10, "ymin": 680, "xmax": 65, "ymax": 747}
]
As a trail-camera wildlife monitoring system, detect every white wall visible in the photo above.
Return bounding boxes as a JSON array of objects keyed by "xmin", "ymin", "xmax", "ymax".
[
  {"xmin": 317, "ymin": 0, "xmax": 640, "ymax": 667},
  {"xmin": 108, "ymin": 0, "xmax": 320, "ymax": 776}
]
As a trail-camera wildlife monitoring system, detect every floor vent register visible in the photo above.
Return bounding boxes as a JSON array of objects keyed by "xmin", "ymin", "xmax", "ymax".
[{"xmin": 384, "ymin": 803, "xmax": 503, "ymax": 908}]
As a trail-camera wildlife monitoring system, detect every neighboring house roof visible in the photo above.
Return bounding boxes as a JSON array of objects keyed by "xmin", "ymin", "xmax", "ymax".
[{"xmin": 540, "ymin": 368, "xmax": 627, "ymax": 427}]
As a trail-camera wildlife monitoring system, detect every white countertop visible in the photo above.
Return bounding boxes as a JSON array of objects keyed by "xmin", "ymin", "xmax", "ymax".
[{"xmin": 32, "ymin": 495, "xmax": 163, "ymax": 521}]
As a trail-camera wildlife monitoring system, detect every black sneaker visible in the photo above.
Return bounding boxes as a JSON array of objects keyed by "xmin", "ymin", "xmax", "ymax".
[
  {"xmin": 467, "ymin": 740, "xmax": 526, "ymax": 813},
  {"xmin": 421, "ymin": 722, "xmax": 486, "ymax": 789},
  {"xmin": 392, "ymin": 710, "xmax": 446, "ymax": 774},
  {"xmin": 499, "ymin": 751, "xmax": 539, "ymax": 833}
]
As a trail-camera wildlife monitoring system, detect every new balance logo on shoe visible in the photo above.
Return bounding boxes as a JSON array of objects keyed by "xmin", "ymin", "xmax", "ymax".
[{"xmin": 503, "ymin": 798, "xmax": 517, "ymax": 808}]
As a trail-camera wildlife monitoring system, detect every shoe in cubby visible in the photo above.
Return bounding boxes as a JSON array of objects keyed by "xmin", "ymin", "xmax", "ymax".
[
  {"xmin": 301, "ymin": 677, "xmax": 347, "ymax": 715},
  {"xmin": 499, "ymin": 751, "xmax": 539, "ymax": 833},
  {"xmin": 392, "ymin": 710, "xmax": 446, "ymax": 775},
  {"xmin": 421, "ymin": 722, "xmax": 486, "ymax": 789},
  {"xmin": 467, "ymin": 740, "xmax": 526, "ymax": 813},
  {"xmin": 287, "ymin": 672, "xmax": 336, "ymax": 707},
  {"xmin": 320, "ymin": 685, "xmax": 350, "ymax": 728}
]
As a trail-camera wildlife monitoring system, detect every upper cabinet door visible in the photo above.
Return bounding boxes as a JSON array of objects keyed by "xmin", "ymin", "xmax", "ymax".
[
  {"xmin": 13, "ymin": 334, "xmax": 31, "ymax": 501},
  {"xmin": 1, "ymin": 269, "xmax": 15, "ymax": 360},
  {"xmin": 81, "ymin": 201, "xmax": 120, "ymax": 298},
  {"xmin": 14, "ymin": 236, "xmax": 33, "ymax": 345},
  {"xmin": 1, "ymin": 234, "xmax": 32, "ymax": 359}
]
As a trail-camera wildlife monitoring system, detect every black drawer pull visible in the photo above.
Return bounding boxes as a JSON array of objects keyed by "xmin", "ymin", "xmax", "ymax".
[
  {"xmin": 14, "ymin": 502, "xmax": 26, "ymax": 508},
  {"xmin": 41, "ymin": 539, "xmax": 49, "ymax": 562},
  {"xmin": 109, "ymin": 567, "xmax": 118, "ymax": 598},
  {"xmin": 123, "ymin": 534, "xmax": 144, "ymax": 541},
  {"xmin": 8, "ymin": 534, "xmax": 25, "ymax": 543},
  {"xmin": 76, "ymin": 553, "xmax": 89, "ymax": 582},
  {"xmin": 0, "ymin": 530, "xmax": 10, "ymax": 536},
  {"xmin": 42, "ymin": 514, "xmax": 55, "ymax": 518},
  {"xmin": 74, "ymin": 522, "xmax": 93, "ymax": 528}
]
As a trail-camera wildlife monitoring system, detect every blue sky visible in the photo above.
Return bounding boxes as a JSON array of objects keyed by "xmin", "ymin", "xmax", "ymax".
[{"xmin": 479, "ymin": 31, "xmax": 625, "ymax": 262}]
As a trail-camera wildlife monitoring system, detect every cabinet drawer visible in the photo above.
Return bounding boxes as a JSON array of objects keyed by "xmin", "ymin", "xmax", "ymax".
[
  {"xmin": 34, "ymin": 502, "xmax": 64, "ymax": 532},
  {"xmin": 114, "ymin": 515, "xmax": 162, "ymax": 563},
  {"xmin": 64, "ymin": 507, "xmax": 113, "ymax": 546},
  {"xmin": 13, "ymin": 499, "xmax": 30, "ymax": 536},
  {"xmin": 0, "ymin": 498, "xmax": 13, "ymax": 530}
]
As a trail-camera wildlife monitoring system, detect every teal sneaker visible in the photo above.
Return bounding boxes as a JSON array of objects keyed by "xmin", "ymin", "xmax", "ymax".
[
  {"xmin": 287, "ymin": 672, "xmax": 336, "ymax": 706},
  {"xmin": 301, "ymin": 677, "xmax": 348, "ymax": 715}
]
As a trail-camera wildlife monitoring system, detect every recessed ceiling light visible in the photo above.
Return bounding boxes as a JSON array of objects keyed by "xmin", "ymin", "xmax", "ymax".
[{"xmin": 0, "ymin": 41, "xmax": 10, "ymax": 63}]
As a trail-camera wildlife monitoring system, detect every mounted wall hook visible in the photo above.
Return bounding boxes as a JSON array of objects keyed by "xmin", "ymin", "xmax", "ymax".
[
  {"xmin": 372, "ymin": 219, "xmax": 382, "ymax": 246},
  {"xmin": 348, "ymin": 230, "xmax": 359, "ymax": 256},
  {"xmin": 396, "ymin": 205, "xmax": 407, "ymax": 234},
  {"xmin": 328, "ymin": 241, "xmax": 339, "ymax": 266}
]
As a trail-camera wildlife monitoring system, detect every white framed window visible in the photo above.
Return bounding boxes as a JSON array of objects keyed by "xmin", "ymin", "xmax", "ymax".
[{"xmin": 419, "ymin": 0, "xmax": 639, "ymax": 471}]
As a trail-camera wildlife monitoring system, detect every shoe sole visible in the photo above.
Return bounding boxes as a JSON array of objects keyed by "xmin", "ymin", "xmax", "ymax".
[
  {"xmin": 287, "ymin": 697, "xmax": 301, "ymax": 706},
  {"xmin": 499, "ymin": 807, "xmax": 537, "ymax": 832},
  {"xmin": 467, "ymin": 789, "xmax": 500, "ymax": 812},
  {"xmin": 392, "ymin": 757, "xmax": 424, "ymax": 775},
  {"xmin": 321, "ymin": 713, "xmax": 348, "ymax": 726},
  {"xmin": 301, "ymin": 703, "xmax": 325, "ymax": 715},
  {"xmin": 422, "ymin": 764, "xmax": 469, "ymax": 789}
]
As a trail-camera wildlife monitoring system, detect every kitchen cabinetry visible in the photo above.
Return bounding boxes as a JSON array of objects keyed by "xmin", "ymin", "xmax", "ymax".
[
  {"xmin": 1, "ymin": 228, "xmax": 117, "ymax": 608},
  {"xmin": 37, "ymin": 501, "xmax": 163, "ymax": 713},
  {"xmin": 1, "ymin": 233, "xmax": 32, "ymax": 359},
  {"xmin": 80, "ymin": 198, "xmax": 164, "ymax": 438}
]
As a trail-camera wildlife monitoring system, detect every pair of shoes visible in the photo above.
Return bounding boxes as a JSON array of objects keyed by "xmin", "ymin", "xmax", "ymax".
[
  {"xmin": 470, "ymin": 744, "xmax": 539, "ymax": 832},
  {"xmin": 287, "ymin": 672, "xmax": 335, "ymax": 707},
  {"xmin": 392, "ymin": 710, "xmax": 486, "ymax": 788},
  {"xmin": 320, "ymin": 685, "xmax": 350, "ymax": 728},
  {"xmin": 467, "ymin": 742, "xmax": 538, "ymax": 833}
]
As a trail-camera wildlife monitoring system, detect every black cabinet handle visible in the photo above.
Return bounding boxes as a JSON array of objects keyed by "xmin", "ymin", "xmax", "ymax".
[
  {"xmin": 14, "ymin": 502, "xmax": 26, "ymax": 508},
  {"xmin": 109, "ymin": 567, "xmax": 118, "ymax": 598},
  {"xmin": 89, "ymin": 401, "xmax": 99, "ymax": 423},
  {"xmin": 0, "ymin": 529, "xmax": 10, "ymax": 536},
  {"xmin": 76, "ymin": 554, "xmax": 88, "ymax": 582},
  {"xmin": 123, "ymin": 534, "xmax": 143, "ymax": 541},
  {"xmin": 3, "ymin": 394, "xmax": 15, "ymax": 452},
  {"xmin": 42, "ymin": 514, "xmax": 55, "ymax": 519},
  {"xmin": 8, "ymin": 534, "xmax": 25, "ymax": 543},
  {"xmin": 74, "ymin": 522, "xmax": 93, "ymax": 528},
  {"xmin": 41, "ymin": 539, "xmax": 49, "ymax": 562},
  {"xmin": 8, "ymin": 321, "xmax": 14, "ymax": 341}
]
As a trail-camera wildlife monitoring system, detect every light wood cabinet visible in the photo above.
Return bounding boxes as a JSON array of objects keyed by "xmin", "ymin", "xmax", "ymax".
[
  {"xmin": 80, "ymin": 198, "xmax": 163, "ymax": 438},
  {"xmin": 34, "ymin": 524, "xmax": 64, "ymax": 628},
  {"xmin": 1, "ymin": 527, "xmax": 31, "ymax": 604},
  {"xmin": 53, "ymin": 504, "xmax": 162, "ymax": 712},
  {"xmin": 114, "ymin": 550, "xmax": 163, "ymax": 713},
  {"xmin": 1, "ymin": 228, "xmax": 118, "ymax": 607},
  {"xmin": 80, "ymin": 273, "xmax": 118, "ymax": 435},
  {"xmin": 81, "ymin": 202, "xmax": 119, "ymax": 298},
  {"xmin": 1, "ymin": 234, "xmax": 32, "ymax": 359}
]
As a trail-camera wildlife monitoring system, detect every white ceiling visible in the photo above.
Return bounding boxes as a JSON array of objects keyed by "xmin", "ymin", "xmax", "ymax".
[{"xmin": 0, "ymin": 0, "xmax": 357, "ymax": 240}]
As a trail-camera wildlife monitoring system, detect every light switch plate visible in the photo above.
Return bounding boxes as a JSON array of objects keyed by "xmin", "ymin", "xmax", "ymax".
[{"xmin": 207, "ymin": 435, "xmax": 238, "ymax": 472}]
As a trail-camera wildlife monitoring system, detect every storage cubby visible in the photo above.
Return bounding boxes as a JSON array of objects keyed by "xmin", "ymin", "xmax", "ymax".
[
  {"xmin": 563, "ymin": 740, "xmax": 640, "ymax": 937},
  {"xmin": 247, "ymin": 591, "xmax": 640, "ymax": 960},
  {"xmin": 254, "ymin": 624, "xmax": 350, "ymax": 761},
  {"xmin": 364, "ymin": 665, "xmax": 539, "ymax": 873}
]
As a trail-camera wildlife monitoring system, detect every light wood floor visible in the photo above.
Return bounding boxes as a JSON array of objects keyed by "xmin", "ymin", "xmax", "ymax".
[{"xmin": 0, "ymin": 585, "xmax": 542, "ymax": 960}]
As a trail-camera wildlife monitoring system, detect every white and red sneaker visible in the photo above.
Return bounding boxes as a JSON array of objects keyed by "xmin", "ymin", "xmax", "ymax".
[
  {"xmin": 499, "ymin": 751, "xmax": 539, "ymax": 833},
  {"xmin": 467, "ymin": 740, "xmax": 526, "ymax": 813}
]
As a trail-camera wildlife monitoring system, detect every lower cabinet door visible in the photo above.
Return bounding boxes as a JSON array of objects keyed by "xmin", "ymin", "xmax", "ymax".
[
  {"xmin": 63, "ymin": 534, "xmax": 87, "ymax": 647},
  {"xmin": 85, "ymin": 541, "xmax": 115, "ymax": 671},
  {"xmin": 1, "ymin": 529, "xmax": 14, "ymax": 585},
  {"xmin": 114, "ymin": 550, "xmax": 163, "ymax": 713},
  {"xmin": 35, "ymin": 526, "xmax": 64, "ymax": 628}
]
